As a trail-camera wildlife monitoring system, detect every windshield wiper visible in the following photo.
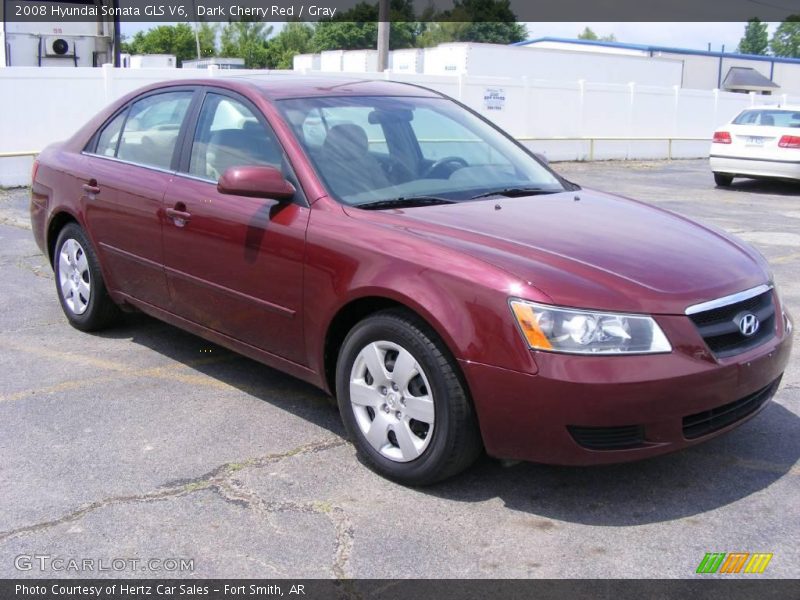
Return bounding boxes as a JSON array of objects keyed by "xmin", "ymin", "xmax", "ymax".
[
  {"xmin": 470, "ymin": 187, "xmax": 560, "ymax": 200},
  {"xmin": 355, "ymin": 196, "xmax": 456, "ymax": 210}
]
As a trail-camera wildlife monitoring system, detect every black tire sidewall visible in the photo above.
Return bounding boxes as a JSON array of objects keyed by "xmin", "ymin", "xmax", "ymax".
[
  {"xmin": 336, "ymin": 313, "xmax": 463, "ymax": 484},
  {"xmin": 54, "ymin": 224, "xmax": 109, "ymax": 331},
  {"xmin": 713, "ymin": 173, "xmax": 733, "ymax": 187}
]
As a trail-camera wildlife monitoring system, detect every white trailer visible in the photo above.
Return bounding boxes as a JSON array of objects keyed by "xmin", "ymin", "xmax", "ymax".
[
  {"xmin": 2, "ymin": 1, "xmax": 116, "ymax": 68},
  {"xmin": 3, "ymin": 21, "xmax": 113, "ymax": 67},
  {"xmin": 129, "ymin": 54, "xmax": 176, "ymax": 69},
  {"xmin": 341, "ymin": 49, "xmax": 379, "ymax": 72},
  {"xmin": 320, "ymin": 50, "xmax": 345, "ymax": 72},
  {"xmin": 293, "ymin": 53, "xmax": 321, "ymax": 71},
  {"xmin": 390, "ymin": 49, "xmax": 424, "ymax": 74}
]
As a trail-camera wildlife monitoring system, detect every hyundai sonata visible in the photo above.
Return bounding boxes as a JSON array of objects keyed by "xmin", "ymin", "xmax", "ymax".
[{"xmin": 31, "ymin": 78, "xmax": 792, "ymax": 484}]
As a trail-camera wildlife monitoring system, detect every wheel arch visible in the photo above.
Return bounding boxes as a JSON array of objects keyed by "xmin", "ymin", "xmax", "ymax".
[
  {"xmin": 46, "ymin": 210, "xmax": 81, "ymax": 265},
  {"xmin": 321, "ymin": 293, "xmax": 464, "ymax": 398}
]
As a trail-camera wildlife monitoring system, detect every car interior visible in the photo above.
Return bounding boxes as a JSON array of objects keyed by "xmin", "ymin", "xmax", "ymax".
[{"xmin": 734, "ymin": 109, "xmax": 800, "ymax": 128}]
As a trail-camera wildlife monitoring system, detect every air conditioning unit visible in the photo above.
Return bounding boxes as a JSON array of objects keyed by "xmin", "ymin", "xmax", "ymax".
[{"xmin": 43, "ymin": 36, "xmax": 74, "ymax": 57}]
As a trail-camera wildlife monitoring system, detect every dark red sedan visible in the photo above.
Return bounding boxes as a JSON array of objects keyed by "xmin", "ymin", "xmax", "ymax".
[{"xmin": 31, "ymin": 77, "xmax": 792, "ymax": 484}]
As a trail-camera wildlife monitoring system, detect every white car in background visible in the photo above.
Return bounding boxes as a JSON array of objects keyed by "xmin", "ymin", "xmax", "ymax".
[{"xmin": 710, "ymin": 105, "xmax": 800, "ymax": 186}]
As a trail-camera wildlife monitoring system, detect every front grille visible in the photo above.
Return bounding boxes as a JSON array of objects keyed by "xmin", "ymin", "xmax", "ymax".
[
  {"xmin": 682, "ymin": 378, "xmax": 780, "ymax": 440},
  {"xmin": 568, "ymin": 425, "xmax": 645, "ymax": 450},
  {"xmin": 688, "ymin": 289, "xmax": 775, "ymax": 358}
]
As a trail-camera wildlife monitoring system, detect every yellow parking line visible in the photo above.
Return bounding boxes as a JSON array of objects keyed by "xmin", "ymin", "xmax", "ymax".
[
  {"xmin": 730, "ymin": 457, "xmax": 800, "ymax": 477},
  {"xmin": 1, "ymin": 375, "xmax": 120, "ymax": 403},
  {"xmin": 0, "ymin": 339, "xmax": 131, "ymax": 372},
  {"xmin": 0, "ymin": 339, "xmax": 240, "ymax": 402},
  {"xmin": 771, "ymin": 251, "xmax": 800, "ymax": 265}
]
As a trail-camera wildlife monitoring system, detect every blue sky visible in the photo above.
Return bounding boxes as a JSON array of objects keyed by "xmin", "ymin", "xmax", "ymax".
[{"xmin": 121, "ymin": 22, "xmax": 776, "ymax": 54}]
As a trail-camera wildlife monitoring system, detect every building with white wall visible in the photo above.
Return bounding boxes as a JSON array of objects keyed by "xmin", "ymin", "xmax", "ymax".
[
  {"xmin": 421, "ymin": 43, "xmax": 684, "ymax": 86},
  {"xmin": 296, "ymin": 42, "xmax": 685, "ymax": 87},
  {"xmin": 516, "ymin": 38, "xmax": 800, "ymax": 96}
]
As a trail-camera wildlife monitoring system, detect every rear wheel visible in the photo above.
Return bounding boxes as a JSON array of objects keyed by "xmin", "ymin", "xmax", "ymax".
[
  {"xmin": 336, "ymin": 309, "xmax": 482, "ymax": 485},
  {"xmin": 714, "ymin": 172, "xmax": 733, "ymax": 187},
  {"xmin": 54, "ymin": 223, "xmax": 120, "ymax": 331}
]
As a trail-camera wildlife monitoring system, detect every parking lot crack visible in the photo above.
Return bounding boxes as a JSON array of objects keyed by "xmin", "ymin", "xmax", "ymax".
[
  {"xmin": 0, "ymin": 437, "xmax": 348, "ymax": 545},
  {"xmin": 213, "ymin": 478, "xmax": 355, "ymax": 579}
]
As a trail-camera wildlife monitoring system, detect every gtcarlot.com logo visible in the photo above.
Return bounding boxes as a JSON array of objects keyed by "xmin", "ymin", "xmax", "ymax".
[
  {"xmin": 14, "ymin": 554, "xmax": 194, "ymax": 573},
  {"xmin": 696, "ymin": 552, "xmax": 773, "ymax": 574}
]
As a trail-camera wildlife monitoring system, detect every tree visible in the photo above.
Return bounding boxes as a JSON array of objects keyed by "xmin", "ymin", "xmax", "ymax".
[
  {"xmin": 770, "ymin": 15, "xmax": 800, "ymax": 58},
  {"xmin": 738, "ymin": 18, "xmax": 769, "ymax": 55},
  {"xmin": 265, "ymin": 22, "xmax": 314, "ymax": 69},
  {"xmin": 577, "ymin": 27, "xmax": 616, "ymax": 42},
  {"xmin": 417, "ymin": 0, "xmax": 527, "ymax": 46},
  {"xmin": 310, "ymin": 0, "xmax": 419, "ymax": 51},
  {"xmin": 196, "ymin": 23, "xmax": 219, "ymax": 58},
  {"xmin": 121, "ymin": 24, "xmax": 216, "ymax": 65},
  {"xmin": 220, "ymin": 20, "xmax": 273, "ymax": 68},
  {"xmin": 416, "ymin": 22, "xmax": 471, "ymax": 47}
]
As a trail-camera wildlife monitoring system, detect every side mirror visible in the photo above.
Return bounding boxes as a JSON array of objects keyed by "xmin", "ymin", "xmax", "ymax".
[{"xmin": 217, "ymin": 165, "xmax": 295, "ymax": 200}]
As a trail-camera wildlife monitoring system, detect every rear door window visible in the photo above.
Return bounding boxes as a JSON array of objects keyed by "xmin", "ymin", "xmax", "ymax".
[
  {"xmin": 116, "ymin": 91, "xmax": 193, "ymax": 170},
  {"xmin": 94, "ymin": 110, "xmax": 127, "ymax": 157}
]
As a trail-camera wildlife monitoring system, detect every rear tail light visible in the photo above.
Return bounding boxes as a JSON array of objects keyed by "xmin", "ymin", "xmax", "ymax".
[
  {"xmin": 31, "ymin": 159, "xmax": 40, "ymax": 184},
  {"xmin": 778, "ymin": 135, "xmax": 800, "ymax": 149},
  {"xmin": 713, "ymin": 131, "xmax": 732, "ymax": 144}
]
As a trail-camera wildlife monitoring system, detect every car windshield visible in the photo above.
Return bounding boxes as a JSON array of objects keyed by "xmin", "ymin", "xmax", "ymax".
[
  {"xmin": 278, "ymin": 95, "xmax": 566, "ymax": 207},
  {"xmin": 733, "ymin": 109, "xmax": 800, "ymax": 128}
]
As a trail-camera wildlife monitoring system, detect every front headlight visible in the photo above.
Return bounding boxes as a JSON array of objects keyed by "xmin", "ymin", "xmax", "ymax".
[{"xmin": 509, "ymin": 299, "xmax": 672, "ymax": 355}]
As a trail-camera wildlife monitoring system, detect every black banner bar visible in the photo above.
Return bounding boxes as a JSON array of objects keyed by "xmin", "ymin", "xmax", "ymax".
[
  {"xmin": 2, "ymin": 0, "xmax": 799, "ymax": 23},
  {"xmin": 2, "ymin": 579, "xmax": 800, "ymax": 600}
]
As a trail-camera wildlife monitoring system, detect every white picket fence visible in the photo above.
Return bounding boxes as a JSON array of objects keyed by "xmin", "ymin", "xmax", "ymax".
[{"xmin": 1, "ymin": 64, "xmax": 797, "ymax": 187}]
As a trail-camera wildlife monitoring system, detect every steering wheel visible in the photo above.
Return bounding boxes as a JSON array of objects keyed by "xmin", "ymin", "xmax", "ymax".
[
  {"xmin": 423, "ymin": 156, "xmax": 469, "ymax": 179},
  {"xmin": 381, "ymin": 157, "xmax": 415, "ymax": 184}
]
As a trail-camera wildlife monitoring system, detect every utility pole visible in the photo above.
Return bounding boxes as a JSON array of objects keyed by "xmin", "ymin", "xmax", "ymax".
[
  {"xmin": 191, "ymin": 0, "xmax": 202, "ymax": 59},
  {"xmin": 377, "ymin": 0, "xmax": 389, "ymax": 71},
  {"xmin": 195, "ymin": 24, "xmax": 202, "ymax": 60}
]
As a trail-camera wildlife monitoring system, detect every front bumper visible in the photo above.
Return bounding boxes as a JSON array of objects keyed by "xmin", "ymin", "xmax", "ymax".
[
  {"xmin": 710, "ymin": 154, "xmax": 800, "ymax": 181},
  {"xmin": 460, "ymin": 316, "xmax": 792, "ymax": 465}
]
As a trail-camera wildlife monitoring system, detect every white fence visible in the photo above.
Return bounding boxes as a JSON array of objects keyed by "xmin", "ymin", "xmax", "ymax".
[{"xmin": 1, "ymin": 64, "xmax": 798, "ymax": 187}]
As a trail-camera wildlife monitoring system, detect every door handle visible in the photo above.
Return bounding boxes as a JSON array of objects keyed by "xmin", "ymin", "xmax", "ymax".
[
  {"xmin": 82, "ymin": 183, "xmax": 100, "ymax": 194},
  {"xmin": 165, "ymin": 206, "xmax": 192, "ymax": 227}
]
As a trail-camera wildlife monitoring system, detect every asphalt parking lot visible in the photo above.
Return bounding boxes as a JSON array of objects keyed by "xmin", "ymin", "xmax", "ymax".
[{"xmin": 0, "ymin": 159, "xmax": 798, "ymax": 579}]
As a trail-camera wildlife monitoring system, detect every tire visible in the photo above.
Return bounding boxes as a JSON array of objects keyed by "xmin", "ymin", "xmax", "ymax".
[
  {"xmin": 53, "ymin": 223, "xmax": 120, "ymax": 331},
  {"xmin": 714, "ymin": 172, "xmax": 733, "ymax": 187},
  {"xmin": 336, "ymin": 309, "xmax": 483, "ymax": 485}
]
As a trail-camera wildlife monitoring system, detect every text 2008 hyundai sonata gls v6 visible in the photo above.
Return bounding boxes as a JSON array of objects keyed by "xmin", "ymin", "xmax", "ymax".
[{"xmin": 31, "ymin": 78, "xmax": 792, "ymax": 484}]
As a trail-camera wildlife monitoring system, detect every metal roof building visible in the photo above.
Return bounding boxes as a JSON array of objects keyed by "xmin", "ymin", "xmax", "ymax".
[{"xmin": 514, "ymin": 37, "xmax": 800, "ymax": 95}]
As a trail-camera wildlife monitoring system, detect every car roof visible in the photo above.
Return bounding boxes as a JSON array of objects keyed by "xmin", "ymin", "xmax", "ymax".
[
  {"xmin": 243, "ymin": 76, "xmax": 445, "ymax": 100},
  {"xmin": 143, "ymin": 76, "xmax": 444, "ymax": 101},
  {"xmin": 738, "ymin": 105, "xmax": 800, "ymax": 113}
]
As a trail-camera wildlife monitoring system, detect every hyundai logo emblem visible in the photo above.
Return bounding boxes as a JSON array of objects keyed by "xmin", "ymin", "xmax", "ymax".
[{"xmin": 737, "ymin": 312, "xmax": 760, "ymax": 337}]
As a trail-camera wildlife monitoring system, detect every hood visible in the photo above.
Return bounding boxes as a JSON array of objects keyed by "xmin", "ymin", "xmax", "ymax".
[{"xmin": 348, "ymin": 189, "xmax": 769, "ymax": 315}]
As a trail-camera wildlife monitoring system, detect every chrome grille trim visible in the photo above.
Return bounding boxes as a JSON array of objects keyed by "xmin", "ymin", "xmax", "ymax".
[{"xmin": 685, "ymin": 284, "xmax": 773, "ymax": 316}]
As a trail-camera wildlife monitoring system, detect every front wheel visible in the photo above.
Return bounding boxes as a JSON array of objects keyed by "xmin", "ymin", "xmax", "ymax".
[
  {"xmin": 714, "ymin": 172, "xmax": 733, "ymax": 187},
  {"xmin": 336, "ymin": 309, "xmax": 482, "ymax": 485},
  {"xmin": 54, "ymin": 223, "xmax": 120, "ymax": 331}
]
